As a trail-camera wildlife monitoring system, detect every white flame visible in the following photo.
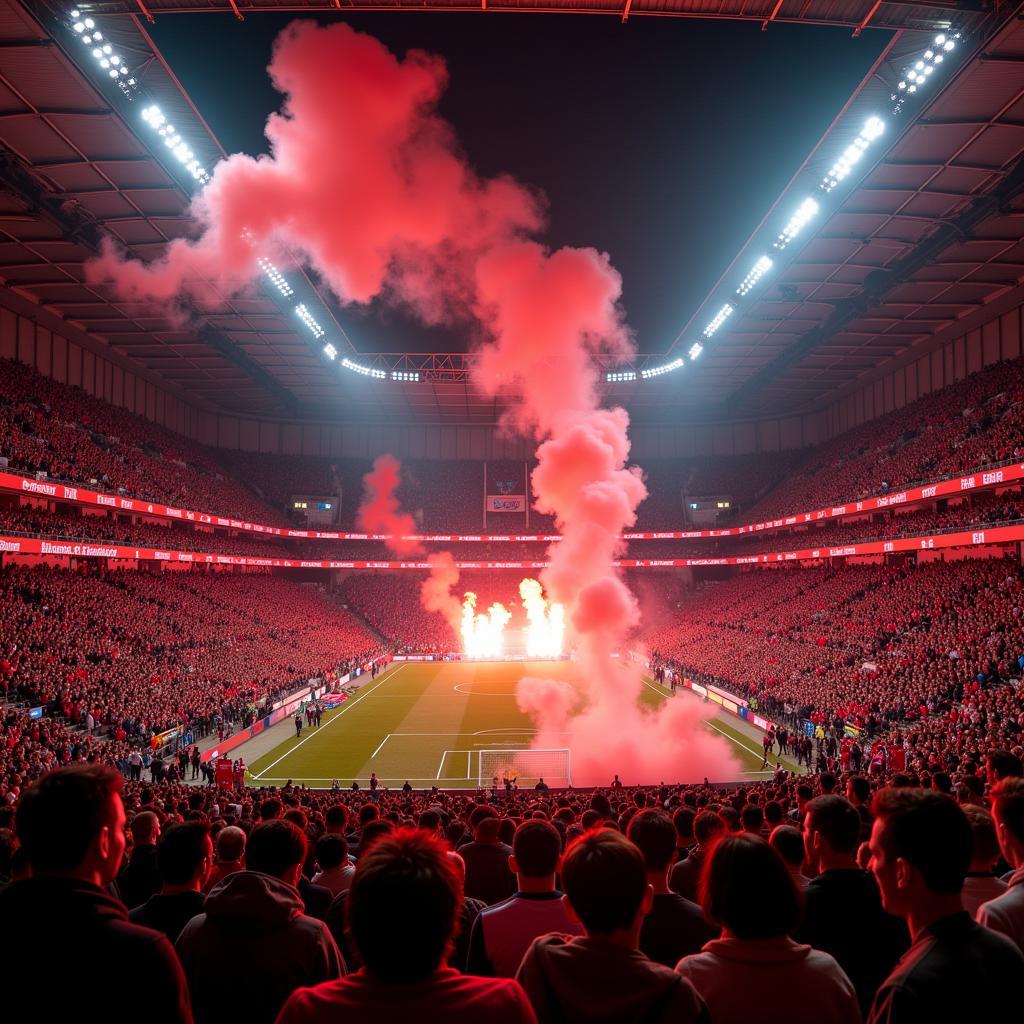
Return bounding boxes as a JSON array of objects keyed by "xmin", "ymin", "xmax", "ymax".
[
  {"xmin": 520, "ymin": 578, "xmax": 565, "ymax": 659},
  {"xmin": 461, "ymin": 592, "xmax": 512, "ymax": 660}
]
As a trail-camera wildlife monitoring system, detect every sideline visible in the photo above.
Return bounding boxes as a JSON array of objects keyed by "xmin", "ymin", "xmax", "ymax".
[{"xmin": 251, "ymin": 664, "xmax": 407, "ymax": 780}]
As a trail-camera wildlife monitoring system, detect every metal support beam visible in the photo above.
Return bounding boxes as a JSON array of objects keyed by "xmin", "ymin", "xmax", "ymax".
[
  {"xmin": 852, "ymin": 0, "xmax": 881, "ymax": 37},
  {"xmin": 761, "ymin": 0, "xmax": 783, "ymax": 31}
]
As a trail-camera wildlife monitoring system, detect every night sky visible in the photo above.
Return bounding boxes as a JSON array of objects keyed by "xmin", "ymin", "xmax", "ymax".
[{"xmin": 150, "ymin": 14, "xmax": 890, "ymax": 356}]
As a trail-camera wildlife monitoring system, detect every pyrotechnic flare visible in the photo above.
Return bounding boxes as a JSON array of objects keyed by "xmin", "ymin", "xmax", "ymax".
[
  {"xmin": 519, "ymin": 578, "xmax": 565, "ymax": 659},
  {"xmin": 461, "ymin": 593, "xmax": 512, "ymax": 660}
]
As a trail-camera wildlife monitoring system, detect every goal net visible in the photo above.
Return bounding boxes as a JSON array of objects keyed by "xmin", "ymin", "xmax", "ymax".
[{"xmin": 477, "ymin": 748, "xmax": 572, "ymax": 789}]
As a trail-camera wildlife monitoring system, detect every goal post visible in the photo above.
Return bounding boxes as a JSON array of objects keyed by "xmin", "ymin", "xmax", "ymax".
[{"xmin": 477, "ymin": 748, "xmax": 572, "ymax": 789}]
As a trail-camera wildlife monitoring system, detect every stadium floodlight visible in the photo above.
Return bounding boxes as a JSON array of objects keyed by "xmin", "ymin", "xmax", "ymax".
[
  {"xmin": 773, "ymin": 198, "xmax": 819, "ymax": 251},
  {"xmin": 821, "ymin": 116, "xmax": 885, "ymax": 193},
  {"xmin": 342, "ymin": 358, "xmax": 387, "ymax": 380},
  {"xmin": 736, "ymin": 255, "xmax": 773, "ymax": 297},
  {"xmin": 140, "ymin": 104, "xmax": 210, "ymax": 186},
  {"xmin": 323, "ymin": 343, "xmax": 338, "ymax": 361},
  {"xmin": 703, "ymin": 303, "xmax": 734, "ymax": 339},
  {"xmin": 893, "ymin": 31, "xmax": 961, "ymax": 113},
  {"xmin": 605, "ymin": 370, "xmax": 637, "ymax": 383},
  {"xmin": 294, "ymin": 303, "xmax": 326, "ymax": 340},
  {"xmin": 68, "ymin": 10, "xmax": 138, "ymax": 99},
  {"xmin": 391, "ymin": 370, "xmax": 420, "ymax": 382},
  {"xmin": 640, "ymin": 358, "xmax": 683, "ymax": 380},
  {"xmin": 689, "ymin": 342, "xmax": 703, "ymax": 360},
  {"xmin": 256, "ymin": 256, "xmax": 294, "ymax": 298}
]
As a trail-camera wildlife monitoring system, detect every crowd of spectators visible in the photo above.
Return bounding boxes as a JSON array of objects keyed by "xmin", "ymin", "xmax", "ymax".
[
  {"xmin": 0, "ymin": 504, "xmax": 294, "ymax": 558},
  {"xmin": 647, "ymin": 557, "xmax": 1024, "ymax": 740},
  {"xmin": 0, "ymin": 566, "xmax": 382, "ymax": 797},
  {"xmin": 1, "ymin": 763, "xmax": 1022, "ymax": 1022},
  {"xmin": 1, "ymin": 482, "xmax": 1020, "ymax": 570},
  {"xmin": 0, "ymin": 358, "xmax": 285, "ymax": 525},
  {"xmin": 4, "ymin": 351, "xmax": 1024, "ymax": 559},
  {"xmin": 747, "ymin": 356, "xmax": 1024, "ymax": 521}
]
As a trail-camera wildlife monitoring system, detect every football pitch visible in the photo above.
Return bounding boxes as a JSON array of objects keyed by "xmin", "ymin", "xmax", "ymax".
[{"xmin": 246, "ymin": 660, "xmax": 801, "ymax": 789}]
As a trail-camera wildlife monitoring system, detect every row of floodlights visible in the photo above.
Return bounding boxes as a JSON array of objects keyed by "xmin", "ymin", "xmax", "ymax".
[
  {"xmin": 331, "ymin": 353, "xmax": 417, "ymax": 382},
  {"xmin": 257, "ymin": 257, "xmax": 294, "ymax": 298},
  {"xmin": 140, "ymin": 105, "xmax": 210, "ymax": 185},
  {"xmin": 893, "ymin": 33, "xmax": 960, "ymax": 113},
  {"xmin": 821, "ymin": 116, "xmax": 885, "ymax": 193},
  {"xmin": 605, "ymin": 356, "xmax": 689, "ymax": 383},
  {"xmin": 69, "ymin": 10, "xmax": 960, "ymax": 391},
  {"xmin": 70, "ymin": 10, "xmax": 137, "ymax": 99},
  {"xmin": 341, "ymin": 358, "xmax": 387, "ymax": 380},
  {"xmin": 294, "ymin": 303, "xmax": 325, "ymax": 340}
]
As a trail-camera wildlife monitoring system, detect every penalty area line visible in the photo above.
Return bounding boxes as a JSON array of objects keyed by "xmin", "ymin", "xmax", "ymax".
[{"xmin": 252, "ymin": 664, "xmax": 407, "ymax": 780}]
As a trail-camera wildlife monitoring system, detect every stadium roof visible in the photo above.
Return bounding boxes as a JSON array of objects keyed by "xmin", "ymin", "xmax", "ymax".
[
  {"xmin": 45, "ymin": 0, "xmax": 971, "ymax": 33},
  {"xmin": 0, "ymin": 0, "xmax": 1022, "ymax": 425}
]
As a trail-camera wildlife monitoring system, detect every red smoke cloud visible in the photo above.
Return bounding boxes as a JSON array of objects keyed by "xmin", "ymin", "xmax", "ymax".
[
  {"xmin": 88, "ymin": 21, "xmax": 540, "ymax": 321},
  {"xmin": 421, "ymin": 551, "xmax": 462, "ymax": 633},
  {"xmin": 357, "ymin": 454, "xmax": 422, "ymax": 556},
  {"xmin": 358, "ymin": 455, "xmax": 462, "ymax": 635},
  {"xmin": 92, "ymin": 20, "xmax": 739, "ymax": 784},
  {"xmin": 472, "ymin": 239, "xmax": 739, "ymax": 783}
]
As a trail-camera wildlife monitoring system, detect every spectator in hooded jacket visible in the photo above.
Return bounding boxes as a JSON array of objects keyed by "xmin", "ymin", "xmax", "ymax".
[
  {"xmin": 676, "ymin": 833, "xmax": 860, "ymax": 1024},
  {"xmin": 176, "ymin": 819, "xmax": 344, "ymax": 1024},
  {"xmin": 275, "ymin": 828, "xmax": 536, "ymax": 1024},
  {"xmin": 797, "ymin": 795, "xmax": 909, "ymax": 1015},
  {"xmin": 0, "ymin": 766, "xmax": 192, "ymax": 1024},
  {"xmin": 517, "ymin": 828, "xmax": 708, "ymax": 1024}
]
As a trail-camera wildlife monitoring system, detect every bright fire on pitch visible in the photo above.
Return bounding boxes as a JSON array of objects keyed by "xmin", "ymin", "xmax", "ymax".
[{"xmin": 460, "ymin": 577, "xmax": 565, "ymax": 660}]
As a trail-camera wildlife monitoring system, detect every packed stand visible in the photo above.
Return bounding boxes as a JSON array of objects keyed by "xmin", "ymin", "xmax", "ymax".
[
  {"xmin": 646, "ymin": 557, "xmax": 1024, "ymax": 737},
  {"xmin": 0, "ymin": 566, "xmax": 383, "ymax": 756},
  {"xmin": 747, "ymin": 356, "xmax": 1024, "ymax": 521},
  {"xmin": 0, "ymin": 358, "xmax": 286, "ymax": 525}
]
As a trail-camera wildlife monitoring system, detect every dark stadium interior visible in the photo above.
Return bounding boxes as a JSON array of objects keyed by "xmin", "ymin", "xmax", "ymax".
[{"xmin": 2, "ymin": 2, "xmax": 1024, "ymax": 1021}]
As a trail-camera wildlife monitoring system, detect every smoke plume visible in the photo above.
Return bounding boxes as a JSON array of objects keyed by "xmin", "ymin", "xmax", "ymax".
[
  {"xmin": 473, "ymin": 246, "xmax": 739, "ymax": 783},
  {"xmin": 357, "ymin": 454, "xmax": 422, "ymax": 556},
  {"xmin": 87, "ymin": 21, "xmax": 541, "ymax": 321},
  {"xmin": 358, "ymin": 455, "xmax": 463, "ymax": 638},
  {"xmin": 91, "ymin": 20, "xmax": 739, "ymax": 784},
  {"xmin": 421, "ymin": 550, "xmax": 462, "ymax": 633}
]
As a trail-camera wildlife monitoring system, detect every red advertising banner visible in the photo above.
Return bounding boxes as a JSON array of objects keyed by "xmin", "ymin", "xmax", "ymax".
[
  {"xmin": 2, "ymin": 462, "xmax": 1022, "ymax": 545},
  {"xmin": 2, "ymin": 521, "xmax": 1022, "ymax": 569}
]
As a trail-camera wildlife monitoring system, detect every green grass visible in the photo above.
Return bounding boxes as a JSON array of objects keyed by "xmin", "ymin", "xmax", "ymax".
[{"xmin": 246, "ymin": 661, "xmax": 802, "ymax": 788}]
